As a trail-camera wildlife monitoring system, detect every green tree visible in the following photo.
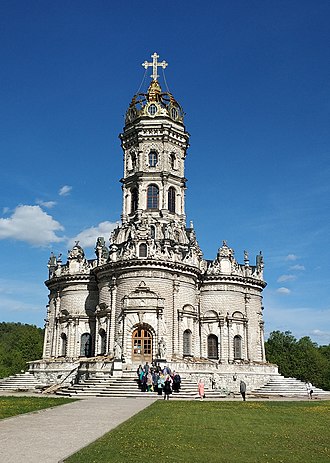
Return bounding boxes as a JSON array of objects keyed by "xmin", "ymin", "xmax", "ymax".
[
  {"xmin": 0, "ymin": 322, "xmax": 44, "ymax": 378},
  {"xmin": 265, "ymin": 330, "xmax": 330, "ymax": 390}
]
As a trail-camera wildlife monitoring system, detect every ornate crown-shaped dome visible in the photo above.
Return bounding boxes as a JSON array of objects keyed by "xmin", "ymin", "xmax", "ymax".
[{"xmin": 125, "ymin": 53, "xmax": 184, "ymax": 125}]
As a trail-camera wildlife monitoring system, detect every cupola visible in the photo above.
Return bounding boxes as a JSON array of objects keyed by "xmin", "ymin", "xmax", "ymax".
[{"xmin": 125, "ymin": 52, "xmax": 184, "ymax": 125}]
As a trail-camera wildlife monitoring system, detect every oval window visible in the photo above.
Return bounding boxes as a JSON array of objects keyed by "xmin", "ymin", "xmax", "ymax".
[{"xmin": 148, "ymin": 104, "xmax": 157, "ymax": 116}]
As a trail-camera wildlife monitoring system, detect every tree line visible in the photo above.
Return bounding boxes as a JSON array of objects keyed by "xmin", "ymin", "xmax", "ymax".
[
  {"xmin": 0, "ymin": 322, "xmax": 44, "ymax": 378},
  {"xmin": 265, "ymin": 330, "xmax": 330, "ymax": 391}
]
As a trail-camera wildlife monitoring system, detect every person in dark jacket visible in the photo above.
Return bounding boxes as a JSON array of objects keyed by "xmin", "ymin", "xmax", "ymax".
[
  {"xmin": 163, "ymin": 375, "xmax": 172, "ymax": 400},
  {"xmin": 240, "ymin": 380, "xmax": 246, "ymax": 401},
  {"xmin": 172, "ymin": 372, "xmax": 181, "ymax": 392}
]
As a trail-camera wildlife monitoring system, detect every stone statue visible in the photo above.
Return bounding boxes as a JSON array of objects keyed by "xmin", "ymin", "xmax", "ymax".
[
  {"xmin": 68, "ymin": 241, "xmax": 85, "ymax": 261},
  {"xmin": 114, "ymin": 339, "xmax": 122, "ymax": 360},
  {"xmin": 158, "ymin": 337, "xmax": 166, "ymax": 359}
]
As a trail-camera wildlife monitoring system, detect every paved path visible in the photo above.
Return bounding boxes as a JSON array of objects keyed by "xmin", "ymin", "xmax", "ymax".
[{"xmin": 0, "ymin": 396, "xmax": 156, "ymax": 463}]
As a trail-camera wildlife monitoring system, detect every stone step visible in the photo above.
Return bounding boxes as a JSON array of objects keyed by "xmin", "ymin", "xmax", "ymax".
[
  {"xmin": 251, "ymin": 375, "xmax": 329, "ymax": 396},
  {"xmin": 56, "ymin": 372, "xmax": 221, "ymax": 398},
  {"xmin": 0, "ymin": 372, "xmax": 46, "ymax": 391}
]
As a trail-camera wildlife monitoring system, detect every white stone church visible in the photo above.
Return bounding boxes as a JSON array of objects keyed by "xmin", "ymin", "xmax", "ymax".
[{"xmin": 30, "ymin": 53, "xmax": 277, "ymax": 389}]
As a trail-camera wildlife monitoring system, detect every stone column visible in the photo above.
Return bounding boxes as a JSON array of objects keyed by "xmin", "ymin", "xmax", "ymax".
[
  {"xmin": 244, "ymin": 319, "xmax": 249, "ymax": 361},
  {"xmin": 219, "ymin": 319, "xmax": 224, "ymax": 362},
  {"xmin": 227, "ymin": 318, "xmax": 233, "ymax": 363},
  {"xmin": 172, "ymin": 278, "xmax": 180, "ymax": 356},
  {"xmin": 109, "ymin": 279, "xmax": 117, "ymax": 354},
  {"xmin": 95, "ymin": 316, "xmax": 100, "ymax": 355},
  {"xmin": 260, "ymin": 320, "xmax": 266, "ymax": 361}
]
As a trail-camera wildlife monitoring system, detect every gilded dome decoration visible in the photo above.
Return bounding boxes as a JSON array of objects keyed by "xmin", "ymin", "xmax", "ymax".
[{"xmin": 125, "ymin": 52, "xmax": 184, "ymax": 124}]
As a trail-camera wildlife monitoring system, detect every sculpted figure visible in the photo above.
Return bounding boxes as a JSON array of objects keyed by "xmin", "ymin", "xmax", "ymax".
[
  {"xmin": 158, "ymin": 337, "xmax": 166, "ymax": 358},
  {"xmin": 114, "ymin": 339, "xmax": 122, "ymax": 360}
]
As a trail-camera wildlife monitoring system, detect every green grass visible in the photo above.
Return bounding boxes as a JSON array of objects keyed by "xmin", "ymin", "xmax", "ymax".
[
  {"xmin": 0, "ymin": 396, "xmax": 76, "ymax": 419},
  {"xmin": 65, "ymin": 400, "xmax": 330, "ymax": 463}
]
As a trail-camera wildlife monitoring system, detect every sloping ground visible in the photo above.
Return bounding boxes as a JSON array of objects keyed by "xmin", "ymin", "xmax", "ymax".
[
  {"xmin": 0, "ymin": 372, "xmax": 46, "ymax": 392},
  {"xmin": 251, "ymin": 375, "xmax": 329, "ymax": 397}
]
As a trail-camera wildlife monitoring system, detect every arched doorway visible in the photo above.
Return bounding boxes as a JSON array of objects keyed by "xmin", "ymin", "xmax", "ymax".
[{"xmin": 132, "ymin": 325, "xmax": 153, "ymax": 363}]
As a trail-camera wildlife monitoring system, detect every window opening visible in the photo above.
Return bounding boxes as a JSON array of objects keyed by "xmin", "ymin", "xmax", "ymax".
[
  {"xmin": 233, "ymin": 335, "xmax": 242, "ymax": 359},
  {"xmin": 131, "ymin": 188, "xmax": 138, "ymax": 213},
  {"xmin": 99, "ymin": 329, "xmax": 106, "ymax": 355},
  {"xmin": 183, "ymin": 329, "xmax": 192, "ymax": 356},
  {"xmin": 170, "ymin": 153, "xmax": 176, "ymax": 170},
  {"xmin": 147, "ymin": 184, "xmax": 159, "ymax": 209},
  {"xmin": 148, "ymin": 150, "xmax": 158, "ymax": 167},
  {"xmin": 148, "ymin": 104, "xmax": 157, "ymax": 116},
  {"xmin": 168, "ymin": 187, "xmax": 176, "ymax": 213},
  {"xmin": 60, "ymin": 333, "xmax": 67, "ymax": 357},
  {"xmin": 139, "ymin": 243, "xmax": 148, "ymax": 257},
  {"xmin": 207, "ymin": 334, "xmax": 219, "ymax": 359},
  {"xmin": 80, "ymin": 333, "xmax": 92, "ymax": 357}
]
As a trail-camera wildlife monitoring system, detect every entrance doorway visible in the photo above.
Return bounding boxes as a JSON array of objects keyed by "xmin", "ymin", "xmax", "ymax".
[{"xmin": 132, "ymin": 326, "xmax": 153, "ymax": 362}]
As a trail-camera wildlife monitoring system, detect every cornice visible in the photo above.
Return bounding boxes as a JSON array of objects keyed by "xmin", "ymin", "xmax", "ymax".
[
  {"xmin": 202, "ymin": 274, "xmax": 267, "ymax": 289},
  {"xmin": 93, "ymin": 258, "xmax": 201, "ymax": 281},
  {"xmin": 45, "ymin": 273, "xmax": 96, "ymax": 289}
]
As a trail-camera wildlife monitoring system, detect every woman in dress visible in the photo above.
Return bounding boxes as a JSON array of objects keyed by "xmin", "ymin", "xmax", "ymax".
[{"xmin": 198, "ymin": 379, "xmax": 205, "ymax": 400}]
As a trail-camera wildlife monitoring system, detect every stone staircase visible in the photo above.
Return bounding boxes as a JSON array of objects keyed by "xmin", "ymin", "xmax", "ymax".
[
  {"xmin": 251, "ymin": 375, "xmax": 329, "ymax": 398},
  {"xmin": 0, "ymin": 372, "xmax": 45, "ymax": 392},
  {"xmin": 56, "ymin": 371, "xmax": 227, "ymax": 399}
]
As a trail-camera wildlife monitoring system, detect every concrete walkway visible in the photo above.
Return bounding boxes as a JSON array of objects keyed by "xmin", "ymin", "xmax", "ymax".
[{"xmin": 0, "ymin": 396, "xmax": 156, "ymax": 463}]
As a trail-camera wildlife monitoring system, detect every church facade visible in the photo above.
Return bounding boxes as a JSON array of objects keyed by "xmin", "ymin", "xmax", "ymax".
[{"xmin": 31, "ymin": 54, "xmax": 277, "ymax": 388}]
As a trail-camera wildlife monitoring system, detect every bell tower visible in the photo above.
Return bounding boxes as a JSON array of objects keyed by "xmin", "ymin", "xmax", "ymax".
[{"xmin": 120, "ymin": 53, "xmax": 190, "ymax": 228}]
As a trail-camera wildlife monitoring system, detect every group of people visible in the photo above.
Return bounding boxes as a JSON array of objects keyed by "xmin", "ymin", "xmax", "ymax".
[{"xmin": 136, "ymin": 362, "xmax": 181, "ymax": 399}]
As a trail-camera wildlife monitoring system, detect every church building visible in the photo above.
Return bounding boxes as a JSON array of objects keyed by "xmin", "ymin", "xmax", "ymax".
[{"xmin": 31, "ymin": 53, "xmax": 276, "ymax": 388}]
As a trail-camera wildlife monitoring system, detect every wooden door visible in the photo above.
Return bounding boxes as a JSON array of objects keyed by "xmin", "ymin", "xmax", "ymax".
[{"xmin": 132, "ymin": 326, "xmax": 152, "ymax": 362}]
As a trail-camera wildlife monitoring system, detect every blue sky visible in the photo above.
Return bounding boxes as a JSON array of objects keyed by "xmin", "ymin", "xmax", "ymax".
[{"xmin": 0, "ymin": 1, "xmax": 329, "ymax": 345}]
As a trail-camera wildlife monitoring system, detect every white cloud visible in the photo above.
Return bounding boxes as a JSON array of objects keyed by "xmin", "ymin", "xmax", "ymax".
[
  {"xmin": 285, "ymin": 254, "xmax": 298, "ymax": 261},
  {"xmin": 0, "ymin": 205, "xmax": 65, "ymax": 246},
  {"xmin": 277, "ymin": 274, "xmax": 296, "ymax": 283},
  {"xmin": 264, "ymin": 304, "xmax": 330, "ymax": 345},
  {"xmin": 290, "ymin": 264, "xmax": 305, "ymax": 271},
  {"xmin": 276, "ymin": 287, "xmax": 291, "ymax": 295},
  {"xmin": 310, "ymin": 329, "xmax": 330, "ymax": 339},
  {"xmin": 59, "ymin": 185, "xmax": 72, "ymax": 196},
  {"xmin": 68, "ymin": 221, "xmax": 118, "ymax": 249},
  {"xmin": 36, "ymin": 200, "xmax": 57, "ymax": 209}
]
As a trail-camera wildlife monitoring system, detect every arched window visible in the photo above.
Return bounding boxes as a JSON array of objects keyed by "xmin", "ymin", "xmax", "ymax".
[
  {"xmin": 150, "ymin": 225, "xmax": 156, "ymax": 239},
  {"xmin": 60, "ymin": 333, "xmax": 67, "ymax": 357},
  {"xmin": 131, "ymin": 188, "xmax": 138, "ymax": 213},
  {"xmin": 139, "ymin": 243, "xmax": 148, "ymax": 257},
  {"xmin": 168, "ymin": 187, "xmax": 176, "ymax": 213},
  {"xmin": 99, "ymin": 329, "xmax": 106, "ymax": 355},
  {"xmin": 148, "ymin": 150, "xmax": 158, "ymax": 167},
  {"xmin": 80, "ymin": 333, "xmax": 92, "ymax": 357},
  {"xmin": 233, "ymin": 335, "xmax": 242, "ymax": 360},
  {"xmin": 147, "ymin": 184, "xmax": 159, "ymax": 209},
  {"xmin": 207, "ymin": 334, "xmax": 219, "ymax": 359},
  {"xmin": 183, "ymin": 329, "xmax": 192, "ymax": 356}
]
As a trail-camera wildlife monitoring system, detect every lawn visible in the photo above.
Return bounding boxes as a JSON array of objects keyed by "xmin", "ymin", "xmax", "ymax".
[
  {"xmin": 65, "ymin": 400, "xmax": 330, "ymax": 463},
  {"xmin": 0, "ymin": 396, "xmax": 76, "ymax": 419}
]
